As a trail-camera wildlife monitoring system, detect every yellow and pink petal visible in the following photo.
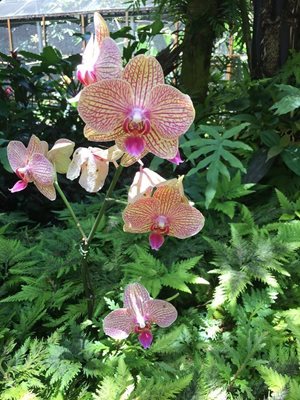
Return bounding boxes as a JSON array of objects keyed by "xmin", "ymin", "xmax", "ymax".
[
  {"xmin": 94, "ymin": 12, "xmax": 110, "ymax": 45},
  {"xmin": 145, "ymin": 129, "xmax": 178, "ymax": 159},
  {"xmin": 168, "ymin": 203, "xmax": 205, "ymax": 239},
  {"xmin": 122, "ymin": 55, "xmax": 164, "ymax": 108},
  {"xmin": 34, "ymin": 182, "xmax": 56, "ymax": 201},
  {"xmin": 153, "ymin": 186, "xmax": 182, "ymax": 216},
  {"xmin": 146, "ymin": 84, "xmax": 195, "ymax": 139},
  {"xmin": 78, "ymin": 79, "xmax": 133, "ymax": 133},
  {"xmin": 123, "ymin": 197, "xmax": 158, "ymax": 233}
]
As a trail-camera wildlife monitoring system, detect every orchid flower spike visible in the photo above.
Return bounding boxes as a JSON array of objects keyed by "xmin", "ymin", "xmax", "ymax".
[
  {"xmin": 123, "ymin": 185, "xmax": 204, "ymax": 250},
  {"xmin": 7, "ymin": 135, "xmax": 56, "ymax": 200},
  {"xmin": 76, "ymin": 12, "xmax": 121, "ymax": 86},
  {"xmin": 103, "ymin": 283, "xmax": 177, "ymax": 349},
  {"xmin": 66, "ymin": 145, "xmax": 122, "ymax": 192},
  {"xmin": 78, "ymin": 55, "xmax": 195, "ymax": 166}
]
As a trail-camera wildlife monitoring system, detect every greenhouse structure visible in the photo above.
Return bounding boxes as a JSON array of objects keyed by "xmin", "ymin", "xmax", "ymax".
[{"xmin": 0, "ymin": 0, "xmax": 155, "ymax": 55}]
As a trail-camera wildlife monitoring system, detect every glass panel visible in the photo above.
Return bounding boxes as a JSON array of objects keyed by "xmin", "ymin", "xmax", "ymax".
[
  {"xmin": 0, "ymin": 24, "xmax": 10, "ymax": 54},
  {"xmin": 46, "ymin": 19, "xmax": 81, "ymax": 55},
  {"xmin": 11, "ymin": 21, "xmax": 41, "ymax": 53},
  {"xmin": 0, "ymin": 0, "xmax": 154, "ymax": 19}
]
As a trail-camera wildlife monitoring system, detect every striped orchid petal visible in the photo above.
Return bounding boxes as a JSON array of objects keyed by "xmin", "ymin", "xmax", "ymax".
[
  {"xmin": 94, "ymin": 12, "xmax": 110, "ymax": 45},
  {"xmin": 84, "ymin": 124, "xmax": 126, "ymax": 144},
  {"xmin": 120, "ymin": 150, "xmax": 149, "ymax": 167},
  {"xmin": 7, "ymin": 141, "xmax": 27, "ymax": 172},
  {"xmin": 123, "ymin": 197, "xmax": 158, "ymax": 233},
  {"xmin": 27, "ymin": 135, "xmax": 47, "ymax": 158},
  {"xmin": 145, "ymin": 129, "xmax": 178, "ymax": 159},
  {"xmin": 168, "ymin": 203, "xmax": 205, "ymax": 239},
  {"xmin": 122, "ymin": 55, "xmax": 164, "ymax": 108},
  {"xmin": 146, "ymin": 84, "xmax": 195, "ymax": 139},
  {"xmin": 143, "ymin": 299, "xmax": 178, "ymax": 327},
  {"xmin": 124, "ymin": 283, "xmax": 151, "ymax": 308},
  {"xmin": 30, "ymin": 153, "xmax": 55, "ymax": 186},
  {"xmin": 95, "ymin": 37, "xmax": 122, "ymax": 80},
  {"xmin": 35, "ymin": 182, "xmax": 56, "ymax": 201},
  {"xmin": 153, "ymin": 186, "xmax": 182, "ymax": 215},
  {"xmin": 124, "ymin": 283, "xmax": 150, "ymax": 328},
  {"xmin": 103, "ymin": 308, "xmax": 134, "ymax": 340},
  {"xmin": 78, "ymin": 79, "xmax": 133, "ymax": 133}
]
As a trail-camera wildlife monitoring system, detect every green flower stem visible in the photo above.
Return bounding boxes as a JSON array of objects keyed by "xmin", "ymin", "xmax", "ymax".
[
  {"xmin": 80, "ymin": 247, "xmax": 94, "ymax": 320},
  {"xmin": 80, "ymin": 164, "xmax": 124, "ymax": 319},
  {"xmin": 54, "ymin": 180, "xmax": 87, "ymax": 241},
  {"xmin": 86, "ymin": 164, "xmax": 124, "ymax": 246}
]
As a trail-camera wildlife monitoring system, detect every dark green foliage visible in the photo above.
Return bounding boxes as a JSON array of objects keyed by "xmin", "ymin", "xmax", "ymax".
[{"xmin": 0, "ymin": 176, "xmax": 300, "ymax": 399}]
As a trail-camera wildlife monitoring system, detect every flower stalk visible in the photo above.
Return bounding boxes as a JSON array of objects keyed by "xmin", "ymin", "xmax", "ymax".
[{"xmin": 54, "ymin": 180, "xmax": 87, "ymax": 241}]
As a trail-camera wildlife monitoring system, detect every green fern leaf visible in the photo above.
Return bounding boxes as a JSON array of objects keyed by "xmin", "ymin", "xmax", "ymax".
[
  {"xmin": 257, "ymin": 365, "xmax": 289, "ymax": 393},
  {"xmin": 182, "ymin": 123, "xmax": 251, "ymax": 206}
]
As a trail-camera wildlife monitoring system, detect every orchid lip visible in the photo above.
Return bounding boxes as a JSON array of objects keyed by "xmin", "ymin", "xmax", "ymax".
[{"xmin": 124, "ymin": 136, "xmax": 146, "ymax": 157}]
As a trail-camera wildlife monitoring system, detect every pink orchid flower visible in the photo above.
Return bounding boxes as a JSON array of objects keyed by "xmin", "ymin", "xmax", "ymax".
[
  {"xmin": 78, "ymin": 55, "xmax": 195, "ymax": 166},
  {"xmin": 76, "ymin": 12, "xmax": 121, "ymax": 86},
  {"xmin": 103, "ymin": 282, "xmax": 177, "ymax": 349},
  {"xmin": 66, "ymin": 145, "xmax": 122, "ymax": 192},
  {"xmin": 7, "ymin": 135, "xmax": 56, "ymax": 200},
  {"xmin": 123, "ymin": 185, "xmax": 204, "ymax": 250}
]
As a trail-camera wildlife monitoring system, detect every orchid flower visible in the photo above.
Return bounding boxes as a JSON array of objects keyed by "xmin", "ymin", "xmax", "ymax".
[
  {"xmin": 78, "ymin": 55, "xmax": 195, "ymax": 166},
  {"xmin": 103, "ymin": 282, "xmax": 177, "ymax": 349},
  {"xmin": 7, "ymin": 135, "xmax": 56, "ymax": 200},
  {"xmin": 76, "ymin": 12, "xmax": 121, "ymax": 87},
  {"xmin": 66, "ymin": 145, "xmax": 122, "ymax": 192},
  {"xmin": 123, "ymin": 185, "xmax": 204, "ymax": 250}
]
